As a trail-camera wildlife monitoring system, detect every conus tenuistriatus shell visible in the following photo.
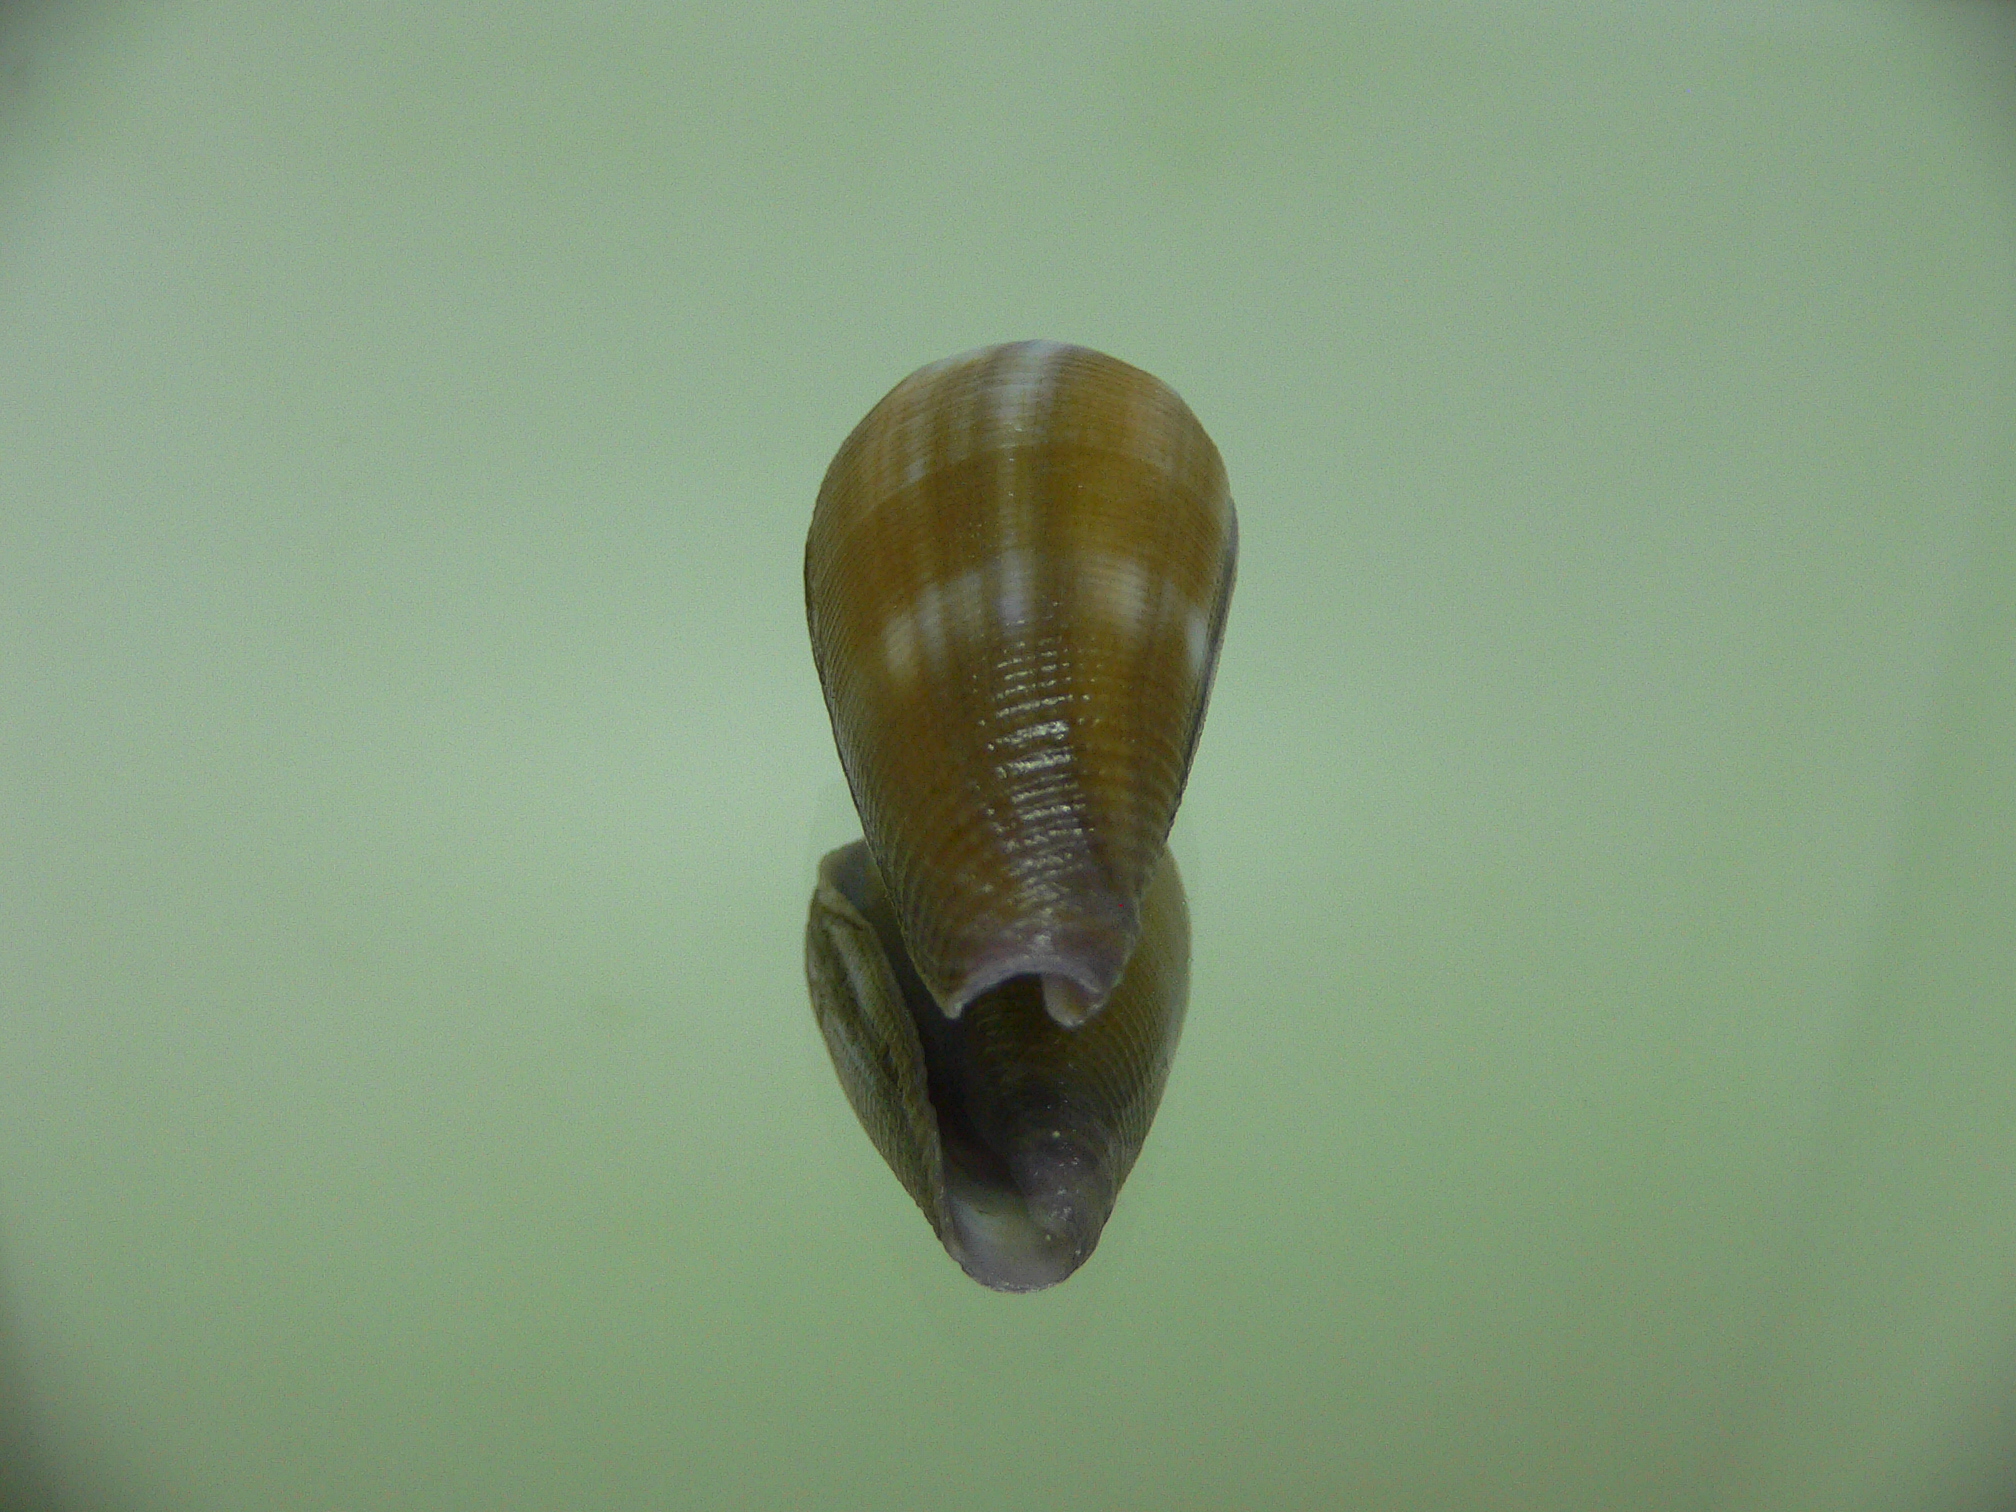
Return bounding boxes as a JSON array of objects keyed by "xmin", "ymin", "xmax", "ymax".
[{"xmin": 802, "ymin": 341, "xmax": 1236, "ymax": 1291}]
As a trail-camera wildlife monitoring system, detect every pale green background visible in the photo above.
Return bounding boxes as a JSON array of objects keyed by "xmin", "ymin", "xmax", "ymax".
[{"xmin": 3, "ymin": 3, "xmax": 2014, "ymax": 1510}]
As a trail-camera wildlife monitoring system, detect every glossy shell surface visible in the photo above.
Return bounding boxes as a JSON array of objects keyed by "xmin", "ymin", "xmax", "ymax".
[{"xmin": 805, "ymin": 341, "xmax": 1236, "ymax": 1027}]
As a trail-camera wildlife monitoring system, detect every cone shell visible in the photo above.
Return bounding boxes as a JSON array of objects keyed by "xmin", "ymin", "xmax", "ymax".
[
  {"xmin": 805, "ymin": 838, "xmax": 1190, "ymax": 1291},
  {"xmin": 805, "ymin": 341, "xmax": 1236, "ymax": 1027}
]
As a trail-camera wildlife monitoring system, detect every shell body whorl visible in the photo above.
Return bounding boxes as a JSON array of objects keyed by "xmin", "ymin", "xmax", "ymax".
[
  {"xmin": 805, "ymin": 341, "xmax": 1236, "ymax": 1027},
  {"xmin": 805, "ymin": 838, "xmax": 1191, "ymax": 1291}
]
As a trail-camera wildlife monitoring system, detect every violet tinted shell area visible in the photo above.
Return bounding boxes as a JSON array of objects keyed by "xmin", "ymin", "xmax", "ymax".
[
  {"xmin": 805, "ymin": 838, "xmax": 1191, "ymax": 1291},
  {"xmin": 805, "ymin": 341, "xmax": 1235, "ymax": 1023}
]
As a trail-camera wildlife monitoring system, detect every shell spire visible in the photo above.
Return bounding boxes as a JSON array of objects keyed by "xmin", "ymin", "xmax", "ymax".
[{"xmin": 806, "ymin": 341, "xmax": 1235, "ymax": 1028}]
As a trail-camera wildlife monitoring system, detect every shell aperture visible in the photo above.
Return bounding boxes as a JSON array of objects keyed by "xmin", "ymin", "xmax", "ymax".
[{"xmin": 806, "ymin": 839, "xmax": 1190, "ymax": 1292}]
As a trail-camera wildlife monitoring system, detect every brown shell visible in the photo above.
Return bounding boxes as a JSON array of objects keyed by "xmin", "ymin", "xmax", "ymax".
[
  {"xmin": 804, "ymin": 341, "xmax": 1235, "ymax": 1027},
  {"xmin": 805, "ymin": 838, "xmax": 1190, "ymax": 1291}
]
